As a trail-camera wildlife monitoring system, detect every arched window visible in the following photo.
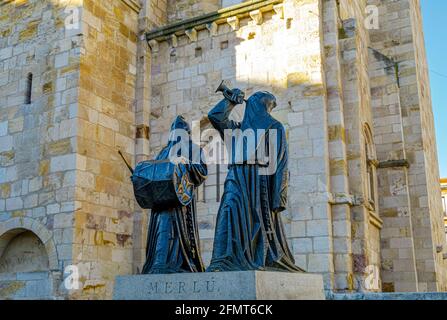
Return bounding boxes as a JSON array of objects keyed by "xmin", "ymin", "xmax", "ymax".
[
  {"xmin": 363, "ymin": 124, "xmax": 378, "ymax": 210},
  {"xmin": 25, "ymin": 73, "xmax": 33, "ymax": 104}
]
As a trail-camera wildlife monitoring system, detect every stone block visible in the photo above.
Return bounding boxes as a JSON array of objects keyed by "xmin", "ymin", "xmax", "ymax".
[
  {"xmin": 0, "ymin": 47, "xmax": 12, "ymax": 60},
  {"xmin": 50, "ymin": 154, "xmax": 76, "ymax": 173},
  {"xmin": 0, "ymin": 121, "xmax": 8, "ymax": 137},
  {"xmin": 47, "ymin": 203, "xmax": 60, "ymax": 215},
  {"xmin": 291, "ymin": 221, "xmax": 306, "ymax": 237},
  {"xmin": 306, "ymin": 220, "xmax": 330, "ymax": 237},
  {"xmin": 23, "ymin": 194, "xmax": 38, "ymax": 208},
  {"xmin": 292, "ymin": 238, "xmax": 312, "ymax": 254},
  {"xmin": 288, "ymin": 112, "xmax": 304, "ymax": 127},
  {"xmin": 6, "ymin": 197, "xmax": 23, "ymax": 211},
  {"xmin": 29, "ymin": 177, "xmax": 42, "ymax": 193},
  {"xmin": 308, "ymin": 254, "xmax": 332, "ymax": 273},
  {"xmin": 54, "ymin": 213, "xmax": 73, "ymax": 229},
  {"xmin": 313, "ymin": 237, "xmax": 331, "ymax": 253},
  {"xmin": 0, "ymin": 136, "xmax": 13, "ymax": 152},
  {"xmin": 16, "ymin": 272, "xmax": 49, "ymax": 281},
  {"xmin": 114, "ymin": 271, "xmax": 325, "ymax": 300}
]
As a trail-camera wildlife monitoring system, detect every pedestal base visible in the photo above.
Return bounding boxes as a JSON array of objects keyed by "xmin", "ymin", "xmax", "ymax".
[{"xmin": 113, "ymin": 271, "xmax": 325, "ymax": 300}]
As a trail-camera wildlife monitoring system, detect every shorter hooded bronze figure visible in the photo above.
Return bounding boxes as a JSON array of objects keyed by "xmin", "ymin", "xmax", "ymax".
[{"xmin": 138, "ymin": 116, "xmax": 208, "ymax": 274}]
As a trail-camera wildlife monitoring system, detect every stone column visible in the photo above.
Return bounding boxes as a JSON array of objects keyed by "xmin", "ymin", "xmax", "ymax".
[
  {"xmin": 338, "ymin": 1, "xmax": 382, "ymax": 292},
  {"xmin": 322, "ymin": 0, "xmax": 354, "ymax": 292},
  {"xmin": 71, "ymin": 0, "xmax": 141, "ymax": 299}
]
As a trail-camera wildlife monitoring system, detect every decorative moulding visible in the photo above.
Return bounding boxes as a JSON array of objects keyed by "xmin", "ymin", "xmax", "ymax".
[
  {"xmin": 145, "ymin": 0, "xmax": 284, "ymax": 42},
  {"xmin": 227, "ymin": 16, "xmax": 240, "ymax": 31},
  {"xmin": 148, "ymin": 40, "xmax": 159, "ymax": 52},
  {"xmin": 249, "ymin": 10, "xmax": 263, "ymax": 25},
  {"xmin": 170, "ymin": 34, "xmax": 178, "ymax": 48},
  {"xmin": 185, "ymin": 28, "xmax": 198, "ymax": 42},
  {"xmin": 206, "ymin": 22, "xmax": 218, "ymax": 37},
  {"xmin": 273, "ymin": 3, "xmax": 284, "ymax": 19}
]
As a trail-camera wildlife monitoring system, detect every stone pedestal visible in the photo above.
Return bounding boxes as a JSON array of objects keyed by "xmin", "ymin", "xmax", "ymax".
[{"xmin": 113, "ymin": 271, "xmax": 325, "ymax": 300}]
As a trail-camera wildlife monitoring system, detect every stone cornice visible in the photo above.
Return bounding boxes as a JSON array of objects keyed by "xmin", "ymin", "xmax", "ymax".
[
  {"xmin": 145, "ymin": 0, "xmax": 284, "ymax": 43},
  {"xmin": 377, "ymin": 159, "xmax": 410, "ymax": 169}
]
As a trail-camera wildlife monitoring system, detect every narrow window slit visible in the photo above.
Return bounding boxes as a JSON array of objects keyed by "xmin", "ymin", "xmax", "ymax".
[{"xmin": 26, "ymin": 73, "xmax": 33, "ymax": 104}]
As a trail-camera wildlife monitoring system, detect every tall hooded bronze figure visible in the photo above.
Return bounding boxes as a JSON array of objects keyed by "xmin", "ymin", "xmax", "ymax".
[
  {"xmin": 141, "ymin": 116, "xmax": 207, "ymax": 274},
  {"xmin": 207, "ymin": 90, "xmax": 304, "ymax": 273}
]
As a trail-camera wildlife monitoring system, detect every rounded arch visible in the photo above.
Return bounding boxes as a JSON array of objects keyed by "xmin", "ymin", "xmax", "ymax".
[{"xmin": 0, "ymin": 217, "xmax": 59, "ymax": 271}]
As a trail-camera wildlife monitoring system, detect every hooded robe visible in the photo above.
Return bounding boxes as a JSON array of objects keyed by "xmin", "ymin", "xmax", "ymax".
[
  {"xmin": 206, "ymin": 92, "xmax": 304, "ymax": 272},
  {"xmin": 141, "ymin": 116, "xmax": 207, "ymax": 274}
]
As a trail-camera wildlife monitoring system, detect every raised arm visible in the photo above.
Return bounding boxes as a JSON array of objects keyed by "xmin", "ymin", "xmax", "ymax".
[{"xmin": 208, "ymin": 99, "xmax": 240, "ymax": 139}]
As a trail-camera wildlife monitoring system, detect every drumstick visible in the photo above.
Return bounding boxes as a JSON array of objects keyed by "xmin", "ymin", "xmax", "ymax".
[{"xmin": 118, "ymin": 150, "xmax": 134, "ymax": 174}]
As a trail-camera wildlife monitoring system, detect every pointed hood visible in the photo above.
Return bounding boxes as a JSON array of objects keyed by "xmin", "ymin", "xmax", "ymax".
[{"xmin": 241, "ymin": 91, "xmax": 277, "ymax": 131}]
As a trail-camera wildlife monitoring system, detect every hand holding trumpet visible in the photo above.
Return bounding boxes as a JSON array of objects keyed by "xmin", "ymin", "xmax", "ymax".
[{"xmin": 215, "ymin": 80, "xmax": 246, "ymax": 105}]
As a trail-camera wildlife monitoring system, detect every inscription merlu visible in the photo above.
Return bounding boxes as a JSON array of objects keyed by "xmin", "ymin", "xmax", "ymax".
[{"xmin": 144, "ymin": 278, "xmax": 218, "ymax": 295}]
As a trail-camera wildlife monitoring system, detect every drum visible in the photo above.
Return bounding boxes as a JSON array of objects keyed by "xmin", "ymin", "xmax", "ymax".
[{"xmin": 131, "ymin": 159, "xmax": 194, "ymax": 210}]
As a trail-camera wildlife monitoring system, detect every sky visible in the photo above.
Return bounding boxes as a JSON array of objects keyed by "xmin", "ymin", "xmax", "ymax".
[{"xmin": 421, "ymin": 0, "xmax": 447, "ymax": 178}]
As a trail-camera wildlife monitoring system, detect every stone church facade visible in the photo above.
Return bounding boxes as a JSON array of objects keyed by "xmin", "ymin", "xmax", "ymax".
[{"xmin": 0, "ymin": 0, "xmax": 445, "ymax": 299}]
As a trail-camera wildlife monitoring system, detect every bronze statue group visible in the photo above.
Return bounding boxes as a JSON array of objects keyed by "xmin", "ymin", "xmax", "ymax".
[{"xmin": 131, "ymin": 84, "xmax": 304, "ymax": 275}]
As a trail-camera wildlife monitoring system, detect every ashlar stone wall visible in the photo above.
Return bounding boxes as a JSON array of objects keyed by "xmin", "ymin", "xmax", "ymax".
[
  {"xmin": 0, "ymin": 0, "xmax": 142, "ymax": 300},
  {"xmin": 0, "ymin": 0, "xmax": 83, "ymax": 299}
]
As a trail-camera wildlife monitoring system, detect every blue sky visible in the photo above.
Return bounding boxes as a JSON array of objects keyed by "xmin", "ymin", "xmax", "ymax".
[{"xmin": 421, "ymin": 0, "xmax": 447, "ymax": 178}]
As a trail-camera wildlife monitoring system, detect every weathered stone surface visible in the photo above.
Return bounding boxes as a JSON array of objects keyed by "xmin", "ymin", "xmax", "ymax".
[
  {"xmin": 0, "ymin": 272, "xmax": 54, "ymax": 300},
  {"xmin": 113, "ymin": 271, "xmax": 326, "ymax": 300}
]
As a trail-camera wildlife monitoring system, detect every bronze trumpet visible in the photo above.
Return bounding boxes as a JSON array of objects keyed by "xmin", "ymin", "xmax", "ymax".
[{"xmin": 215, "ymin": 81, "xmax": 247, "ymax": 104}]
